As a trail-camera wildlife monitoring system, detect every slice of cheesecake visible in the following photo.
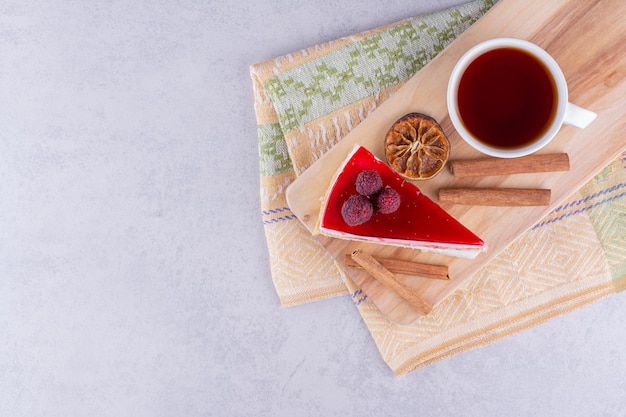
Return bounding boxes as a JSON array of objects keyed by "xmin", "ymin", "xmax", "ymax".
[{"xmin": 317, "ymin": 145, "xmax": 486, "ymax": 259}]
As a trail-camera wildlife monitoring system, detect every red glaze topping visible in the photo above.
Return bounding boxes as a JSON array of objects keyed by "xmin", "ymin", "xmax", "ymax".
[{"xmin": 321, "ymin": 146, "xmax": 483, "ymax": 246}]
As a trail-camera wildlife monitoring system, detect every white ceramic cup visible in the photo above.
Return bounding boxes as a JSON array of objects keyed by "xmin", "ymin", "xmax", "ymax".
[{"xmin": 447, "ymin": 38, "xmax": 596, "ymax": 158}]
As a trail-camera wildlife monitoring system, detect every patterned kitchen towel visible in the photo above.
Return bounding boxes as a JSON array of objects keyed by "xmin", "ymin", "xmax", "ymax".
[
  {"xmin": 344, "ymin": 157, "xmax": 625, "ymax": 374},
  {"xmin": 252, "ymin": 0, "xmax": 497, "ymax": 305},
  {"xmin": 250, "ymin": 0, "xmax": 625, "ymax": 374}
]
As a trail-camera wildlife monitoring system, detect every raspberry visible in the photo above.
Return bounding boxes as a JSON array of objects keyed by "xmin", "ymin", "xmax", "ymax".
[
  {"xmin": 355, "ymin": 170, "xmax": 383, "ymax": 196},
  {"xmin": 341, "ymin": 195, "xmax": 373, "ymax": 226},
  {"xmin": 376, "ymin": 187, "xmax": 401, "ymax": 214}
]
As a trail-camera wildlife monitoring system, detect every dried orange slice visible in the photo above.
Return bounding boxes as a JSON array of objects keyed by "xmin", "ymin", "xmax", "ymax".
[{"xmin": 384, "ymin": 113, "xmax": 450, "ymax": 180}]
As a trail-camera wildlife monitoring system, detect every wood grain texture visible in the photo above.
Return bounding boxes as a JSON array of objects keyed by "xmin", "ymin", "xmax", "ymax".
[{"xmin": 286, "ymin": 0, "xmax": 626, "ymax": 324}]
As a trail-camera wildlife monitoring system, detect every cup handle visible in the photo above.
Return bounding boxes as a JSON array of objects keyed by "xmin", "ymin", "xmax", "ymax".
[{"xmin": 564, "ymin": 102, "xmax": 596, "ymax": 129}]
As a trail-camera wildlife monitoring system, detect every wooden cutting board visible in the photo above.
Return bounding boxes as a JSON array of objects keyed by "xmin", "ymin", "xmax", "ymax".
[{"xmin": 286, "ymin": 0, "xmax": 626, "ymax": 324}]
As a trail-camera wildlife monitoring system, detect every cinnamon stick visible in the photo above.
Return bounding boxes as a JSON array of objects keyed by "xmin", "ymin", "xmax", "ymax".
[
  {"xmin": 439, "ymin": 188, "xmax": 551, "ymax": 206},
  {"xmin": 344, "ymin": 254, "xmax": 449, "ymax": 280},
  {"xmin": 350, "ymin": 249, "xmax": 432, "ymax": 315},
  {"xmin": 449, "ymin": 153, "xmax": 570, "ymax": 178}
]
